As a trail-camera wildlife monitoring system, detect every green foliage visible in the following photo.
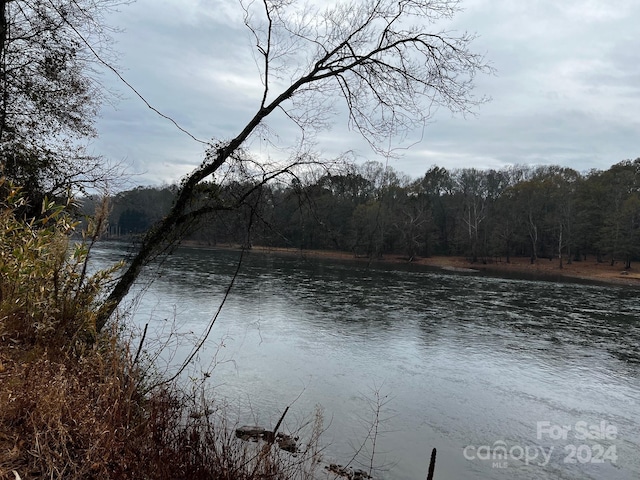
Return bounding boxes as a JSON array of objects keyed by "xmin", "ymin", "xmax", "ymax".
[
  {"xmin": 0, "ymin": 1, "xmax": 124, "ymax": 208},
  {"xmin": 0, "ymin": 179, "xmax": 121, "ymax": 346}
]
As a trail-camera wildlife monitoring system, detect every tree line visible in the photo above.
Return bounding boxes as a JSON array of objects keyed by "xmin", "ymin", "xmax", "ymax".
[{"xmin": 87, "ymin": 158, "xmax": 640, "ymax": 268}]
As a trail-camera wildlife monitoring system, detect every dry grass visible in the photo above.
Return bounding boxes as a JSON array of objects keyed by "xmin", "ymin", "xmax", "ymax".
[
  {"xmin": 0, "ymin": 323, "xmax": 327, "ymax": 480},
  {"xmin": 0, "ymin": 329, "xmax": 141, "ymax": 478}
]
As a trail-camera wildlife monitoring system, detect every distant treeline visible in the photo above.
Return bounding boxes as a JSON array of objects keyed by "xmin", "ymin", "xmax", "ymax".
[{"xmin": 82, "ymin": 158, "xmax": 640, "ymax": 266}]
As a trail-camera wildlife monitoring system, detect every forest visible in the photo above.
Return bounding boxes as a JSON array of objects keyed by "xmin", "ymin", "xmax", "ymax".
[{"xmin": 85, "ymin": 158, "xmax": 640, "ymax": 268}]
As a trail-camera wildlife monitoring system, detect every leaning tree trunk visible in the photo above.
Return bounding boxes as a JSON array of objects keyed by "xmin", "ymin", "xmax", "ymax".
[
  {"xmin": 94, "ymin": 93, "xmax": 293, "ymax": 331},
  {"xmin": 95, "ymin": 49, "xmax": 330, "ymax": 330}
]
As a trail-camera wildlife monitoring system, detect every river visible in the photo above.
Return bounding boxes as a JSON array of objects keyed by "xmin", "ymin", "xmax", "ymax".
[{"xmin": 92, "ymin": 243, "xmax": 640, "ymax": 480}]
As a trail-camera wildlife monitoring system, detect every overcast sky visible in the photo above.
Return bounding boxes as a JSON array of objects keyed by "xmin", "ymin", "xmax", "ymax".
[{"xmin": 93, "ymin": 0, "xmax": 640, "ymax": 186}]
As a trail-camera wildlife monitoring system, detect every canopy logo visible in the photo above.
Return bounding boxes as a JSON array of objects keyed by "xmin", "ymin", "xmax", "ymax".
[{"xmin": 463, "ymin": 420, "xmax": 618, "ymax": 469}]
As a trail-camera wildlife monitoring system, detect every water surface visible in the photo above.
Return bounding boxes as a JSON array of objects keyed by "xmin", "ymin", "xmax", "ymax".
[{"xmin": 93, "ymin": 244, "xmax": 640, "ymax": 480}]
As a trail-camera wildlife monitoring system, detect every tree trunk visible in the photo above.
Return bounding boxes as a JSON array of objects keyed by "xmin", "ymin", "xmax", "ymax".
[
  {"xmin": 558, "ymin": 223, "xmax": 563, "ymax": 269},
  {"xmin": 95, "ymin": 67, "xmax": 316, "ymax": 331},
  {"xmin": 0, "ymin": 0, "xmax": 8, "ymax": 140},
  {"xmin": 528, "ymin": 212, "xmax": 537, "ymax": 264}
]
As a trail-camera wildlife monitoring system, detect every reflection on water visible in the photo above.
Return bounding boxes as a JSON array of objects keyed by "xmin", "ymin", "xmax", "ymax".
[{"xmin": 94, "ymin": 243, "xmax": 640, "ymax": 480}]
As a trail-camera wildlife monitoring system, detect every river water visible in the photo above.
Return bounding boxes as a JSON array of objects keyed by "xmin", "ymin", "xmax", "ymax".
[{"xmin": 92, "ymin": 243, "xmax": 640, "ymax": 480}]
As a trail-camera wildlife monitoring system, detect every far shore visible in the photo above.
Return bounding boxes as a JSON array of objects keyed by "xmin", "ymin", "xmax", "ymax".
[{"xmin": 178, "ymin": 241, "xmax": 640, "ymax": 287}]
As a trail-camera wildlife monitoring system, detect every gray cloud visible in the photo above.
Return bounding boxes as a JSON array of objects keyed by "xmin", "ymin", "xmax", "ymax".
[{"xmin": 94, "ymin": 0, "xmax": 640, "ymax": 185}]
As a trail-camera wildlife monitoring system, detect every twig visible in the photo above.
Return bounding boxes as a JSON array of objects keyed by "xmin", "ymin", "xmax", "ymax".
[
  {"xmin": 133, "ymin": 323, "xmax": 148, "ymax": 365},
  {"xmin": 143, "ymin": 248, "xmax": 246, "ymax": 392}
]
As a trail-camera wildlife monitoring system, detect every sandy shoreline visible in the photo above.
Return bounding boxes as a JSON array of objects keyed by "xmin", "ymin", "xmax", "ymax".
[{"xmin": 197, "ymin": 243, "xmax": 640, "ymax": 287}]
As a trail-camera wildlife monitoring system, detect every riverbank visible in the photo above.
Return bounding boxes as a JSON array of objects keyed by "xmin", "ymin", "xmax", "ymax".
[{"xmin": 228, "ymin": 245, "xmax": 640, "ymax": 287}]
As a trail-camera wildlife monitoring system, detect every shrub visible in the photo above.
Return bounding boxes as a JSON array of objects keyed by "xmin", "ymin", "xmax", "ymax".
[{"xmin": 0, "ymin": 179, "xmax": 120, "ymax": 347}]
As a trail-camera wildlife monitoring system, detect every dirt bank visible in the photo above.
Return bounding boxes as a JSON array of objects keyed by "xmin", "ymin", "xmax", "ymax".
[{"xmin": 237, "ymin": 245, "xmax": 640, "ymax": 287}]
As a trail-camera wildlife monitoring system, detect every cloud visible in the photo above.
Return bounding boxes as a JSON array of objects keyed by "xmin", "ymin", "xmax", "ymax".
[{"xmin": 94, "ymin": 0, "xmax": 640, "ymax": 186}]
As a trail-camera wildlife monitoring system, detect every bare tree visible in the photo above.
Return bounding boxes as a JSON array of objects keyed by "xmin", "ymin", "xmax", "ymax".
[
  {"xmin": 96, "ymin": 0, "xmax": 490, "ymax": 330},
  {"xmin": 456, "ymin": 168, "xmax": 488, "ymax": 263}
]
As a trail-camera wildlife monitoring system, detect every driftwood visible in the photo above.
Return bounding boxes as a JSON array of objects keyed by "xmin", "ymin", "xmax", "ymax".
[
  {"xmin": 235, "ymin": 426, "xmax": 298, "ymax": 453},
  {"xmin": 235, "ymin": 404, "xmax": 298, "ymax": 453}
]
